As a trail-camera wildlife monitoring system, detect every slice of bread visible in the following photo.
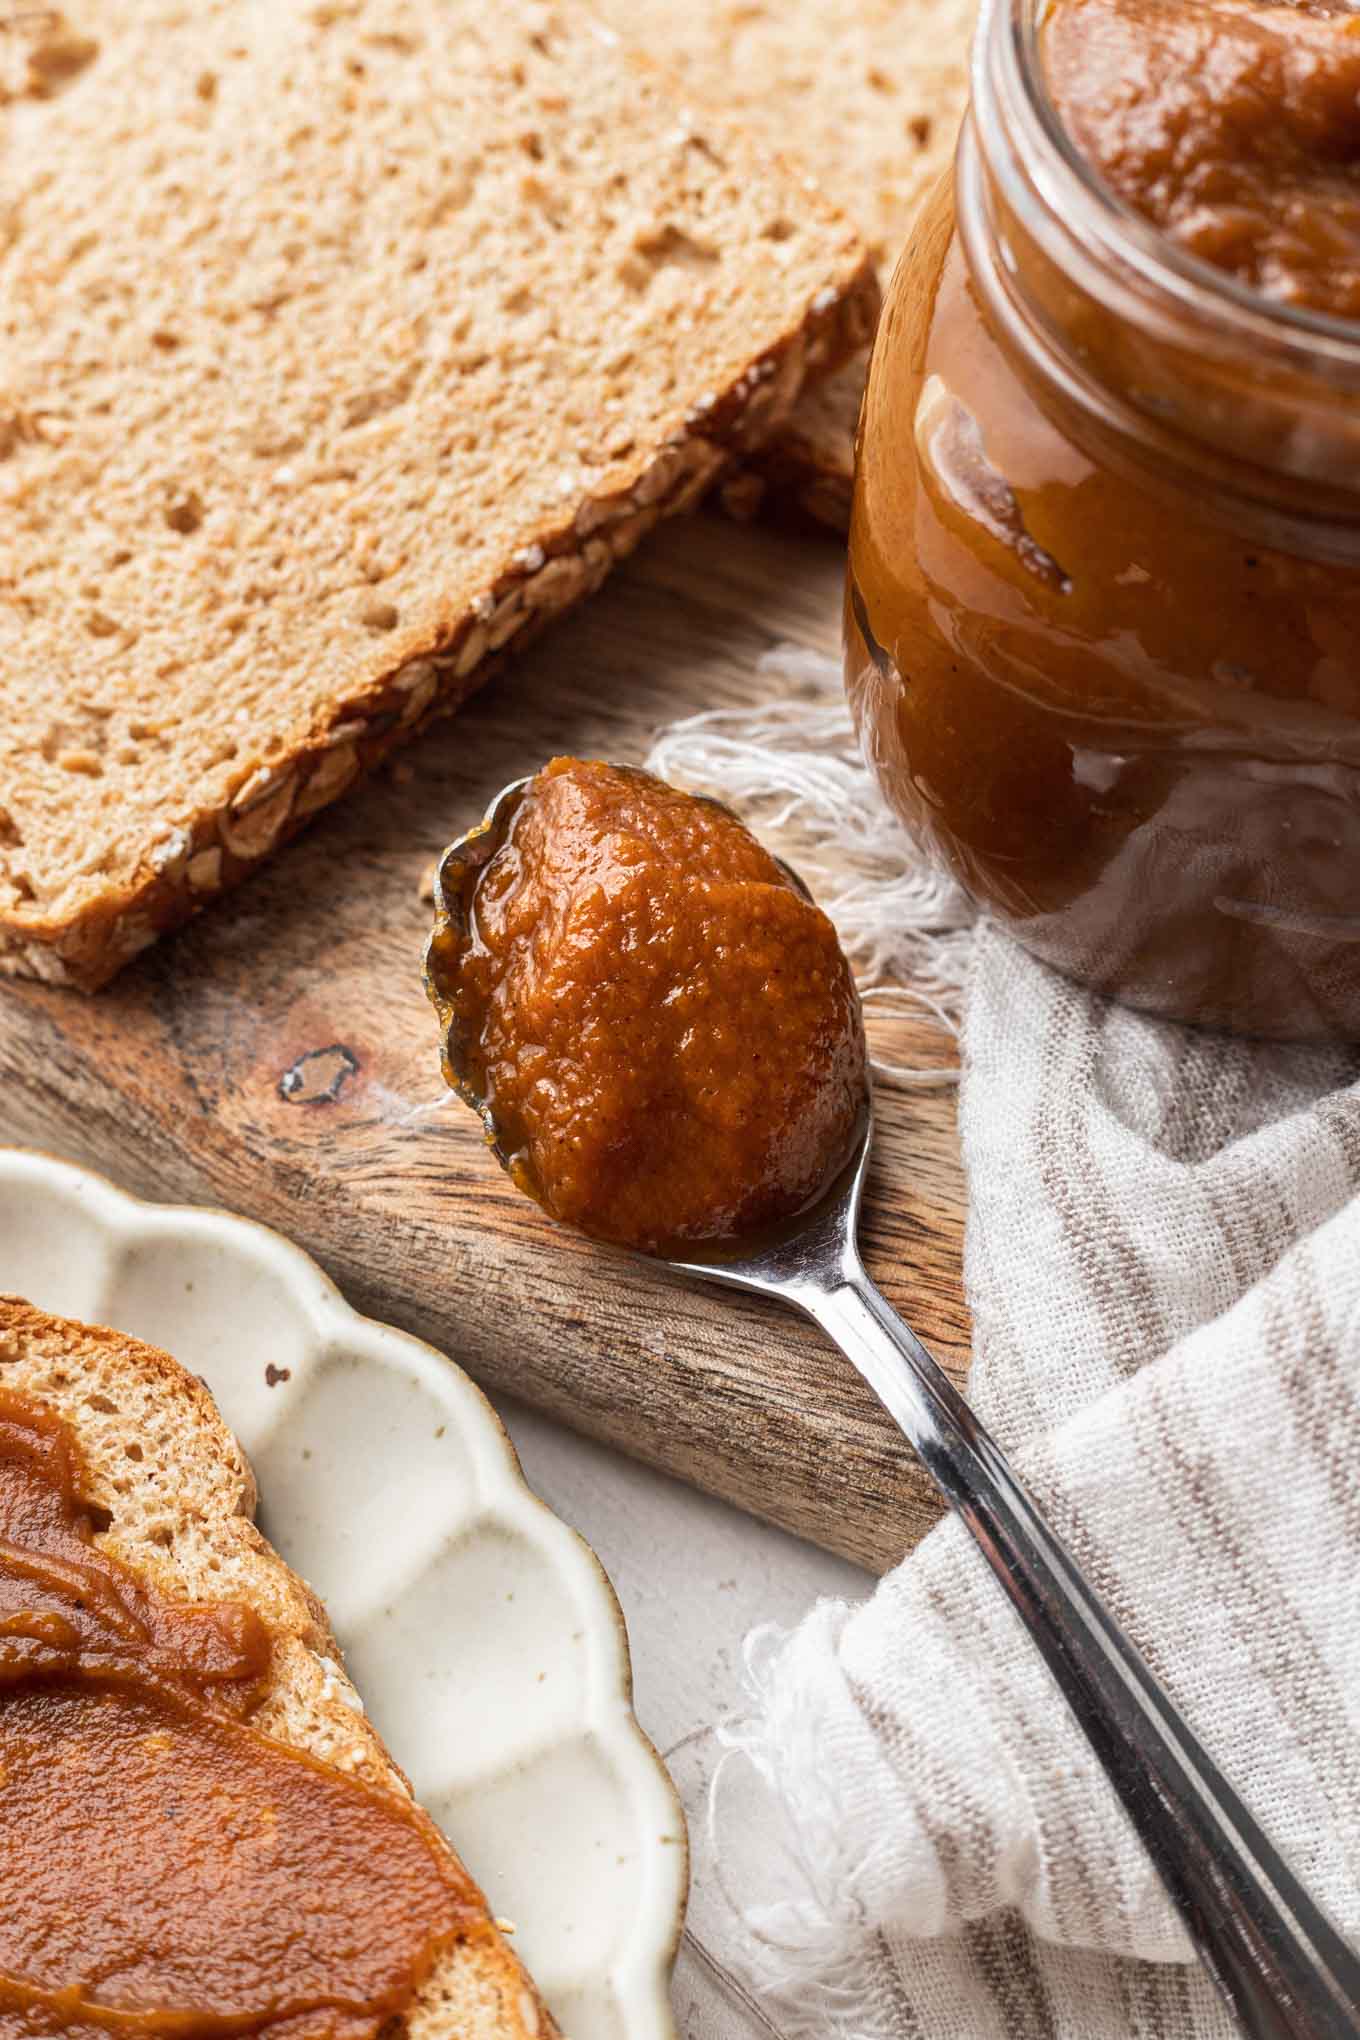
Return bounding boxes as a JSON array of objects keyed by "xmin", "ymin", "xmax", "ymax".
[
  {"xmin": 0, "ymin": 1293, "xmax": 558, "ymax": 2040},
  {"xmin": 598, "ymin": 0, "xmax": 976, "ymax": 526},
  {"xmin": 0, "ymin": 0, "xmax": 877, "ymax": 991}
]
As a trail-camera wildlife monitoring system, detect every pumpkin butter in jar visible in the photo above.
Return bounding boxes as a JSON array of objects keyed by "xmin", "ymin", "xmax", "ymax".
[{"xmin": 847, "ymin": 0, "xmax": 1360, "ymax": 1039}]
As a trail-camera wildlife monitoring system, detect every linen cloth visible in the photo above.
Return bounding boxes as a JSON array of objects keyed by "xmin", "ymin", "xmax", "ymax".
[{"xmin": 706, "ymin": 918, "xmax": 1360, "ymax": 2039}]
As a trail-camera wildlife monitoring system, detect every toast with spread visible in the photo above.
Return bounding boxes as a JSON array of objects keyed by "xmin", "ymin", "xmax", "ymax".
[
  {"xmin": 0, "ymin": 1294, "xmax": 557, "ymax": 2040},
  {"xmin": 0, "ymin": 0, "xmax": 875, "ymax": 990}
]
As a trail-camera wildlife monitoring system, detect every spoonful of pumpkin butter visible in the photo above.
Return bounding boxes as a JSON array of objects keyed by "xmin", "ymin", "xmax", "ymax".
[
  {"xmin": 425, "ymin": 755, "xmax": 1360, "ymax": 2040},
  {"xmin": 425, "ymin": 755, "xmax": 866, "ymax": 1254}
]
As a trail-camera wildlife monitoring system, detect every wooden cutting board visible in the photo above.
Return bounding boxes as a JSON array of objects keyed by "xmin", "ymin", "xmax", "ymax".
[{"xmin": 0, "ymin": 510, "xmax": 968, "ymax": 1575}]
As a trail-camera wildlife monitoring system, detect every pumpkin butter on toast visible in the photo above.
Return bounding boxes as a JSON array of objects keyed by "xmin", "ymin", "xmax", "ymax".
[{"xmin": 0, "ymin": 1295, "xmax": 559, "ymax": 2040}]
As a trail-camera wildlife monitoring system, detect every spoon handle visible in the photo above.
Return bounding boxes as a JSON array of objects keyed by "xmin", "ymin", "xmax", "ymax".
[{"xmin": 803, "ymin": 1267, "xmax": 1360, "ymax": 2040}]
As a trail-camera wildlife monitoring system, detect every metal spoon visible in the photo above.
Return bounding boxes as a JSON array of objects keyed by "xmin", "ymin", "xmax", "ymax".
[{"xmin": 427, "ymin": 776, "xmax": 1360, "ymax": 2040}]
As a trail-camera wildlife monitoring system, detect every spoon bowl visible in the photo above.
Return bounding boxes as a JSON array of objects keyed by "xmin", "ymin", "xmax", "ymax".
[{"xmin": 424, "ymin": 774, "xmax": 532, "ymax": 1169}]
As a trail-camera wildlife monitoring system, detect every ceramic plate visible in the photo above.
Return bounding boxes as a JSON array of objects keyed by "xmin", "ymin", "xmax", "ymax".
[{"xmin": 0, "ymin": 1146, "xmax": 685, "ymax": 2040}]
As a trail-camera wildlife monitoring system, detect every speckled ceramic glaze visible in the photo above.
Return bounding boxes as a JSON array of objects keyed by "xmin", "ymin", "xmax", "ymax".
[{"xmin": 0, "ymin": 1147, "xmax": 685, "ymax": 2040}]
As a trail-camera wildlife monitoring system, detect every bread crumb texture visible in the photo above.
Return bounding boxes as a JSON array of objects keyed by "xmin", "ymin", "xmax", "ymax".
[
  {"xmin": 593, "ymin": 0, "xmax": 974, "ymax": 520},
  {"xmin": 596, "ymin": 0, "xmax": 974, "ymax": 271},
  {"xmin": 0, "ymin": 0, "xmax": 875, "ymax": 986},
  {"xmin": 0, "ymin": 1295, "xmax": 558, "ymax": 2039}
]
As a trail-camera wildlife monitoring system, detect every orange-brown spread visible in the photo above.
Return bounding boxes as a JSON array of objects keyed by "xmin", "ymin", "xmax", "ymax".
[
  {"xmin": 1045, "ymin": 0, "xmax": 1360, "ymax": 318},
  {"xmin": 0, "ymin": 1387, "xmax": 478, "ymax": 2038},
  {"xmin": 846, "ymin": 0, "xmax": 1360, "ymax": 1039},
  {"xmin": 436, "ymin": 757, "xmax": 865, "ymax": 1252}
]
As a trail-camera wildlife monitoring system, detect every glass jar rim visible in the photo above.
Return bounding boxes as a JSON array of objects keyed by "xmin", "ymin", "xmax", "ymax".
[{"xmin": 980, "ymin": 0, "xmax": 1360, "ymax": 380}]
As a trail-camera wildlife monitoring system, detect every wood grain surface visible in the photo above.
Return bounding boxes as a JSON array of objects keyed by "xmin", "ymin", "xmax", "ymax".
[{"xmin": 0, "ymin": 510, "xmax": 968, "ymax": 1574}]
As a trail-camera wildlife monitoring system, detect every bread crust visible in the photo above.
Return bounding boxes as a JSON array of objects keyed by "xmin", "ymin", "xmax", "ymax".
[
  {"xmin": 720, "ymin": 351, "xmax": 864, "ymax": 530},
  {"xmin": 0, "ymin": 1293, "xmax": 560, "ymax": 2040}
]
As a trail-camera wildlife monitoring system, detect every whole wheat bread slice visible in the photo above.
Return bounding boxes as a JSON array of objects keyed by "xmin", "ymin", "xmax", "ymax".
[
  {"xmin": 0, "ymin": 0, "xmax": 876, "ymax": 990},
  {"xmin": 0, "ymin": 1293, "xmax": 560, "ymax": 2040},
  {"xmin": 596, "ymin": 0, "xmax": 976, "ymax": 526}
]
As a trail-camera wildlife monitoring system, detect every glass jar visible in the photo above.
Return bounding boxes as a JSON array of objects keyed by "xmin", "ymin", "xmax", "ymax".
[{"xmin": 846, "ymin": 0, "xmax": 1360, "ymax": 1040}]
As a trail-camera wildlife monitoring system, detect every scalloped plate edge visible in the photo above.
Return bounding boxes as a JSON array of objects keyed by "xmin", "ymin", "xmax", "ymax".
[{"xmin": 0, "ymin": 1144, "xmax": 686, "ymax": 2040}]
